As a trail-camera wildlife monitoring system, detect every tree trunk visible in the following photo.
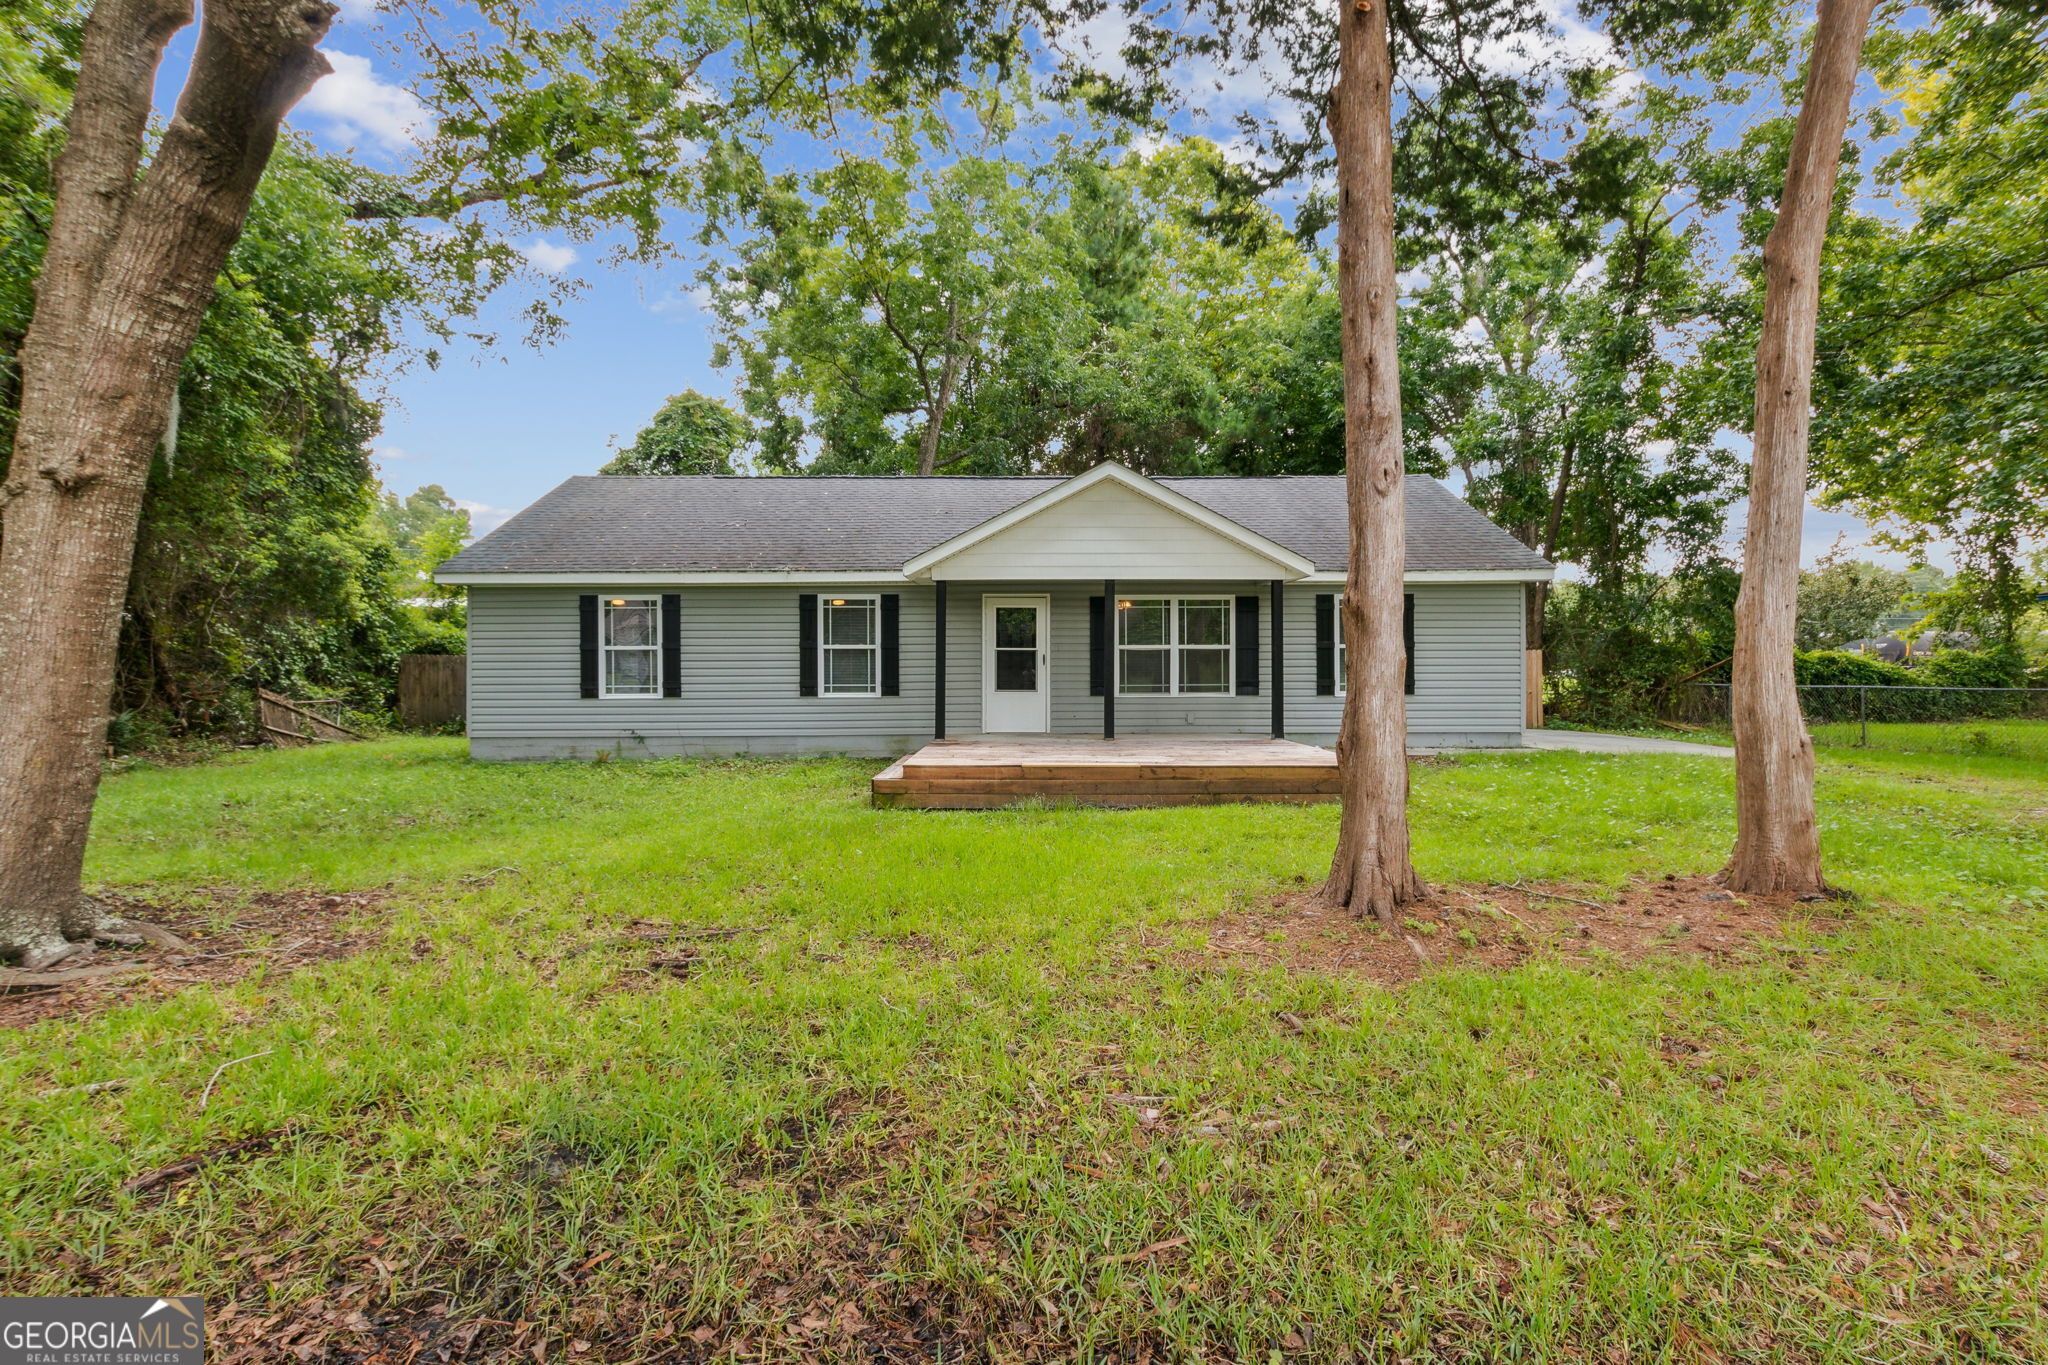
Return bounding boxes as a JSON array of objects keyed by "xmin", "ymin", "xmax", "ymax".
[
  {"xmin": 915, "ymin": 300, "xmax": 966, "ymax": 477},
  {"xmin": 1319, "ymin": 0, "xmax": 1425, "ymax": 923},
  {"xmin": 0, "ymin": 0, "xmax": 334, "ymax": 964},
  {"xmin": 1525, "ymin": 432, "xmax": 1573, "ymax": 654},
  {"xmin": 1725, "ymin": 0, "xmax": 1876, "ymax": 896}
]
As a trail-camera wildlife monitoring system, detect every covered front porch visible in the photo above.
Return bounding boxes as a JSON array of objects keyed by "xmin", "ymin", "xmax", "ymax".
[
  {"xmin": 913, "ymin": 464, "xmax": 1327, "ymax": 750},
  {"xmin": 871, "ymin": 735, "xmax": 1339, "ymax": 809}
]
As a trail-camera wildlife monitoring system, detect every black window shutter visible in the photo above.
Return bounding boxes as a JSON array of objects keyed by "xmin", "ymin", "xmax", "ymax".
[
  {"xmin": 578, "ymin": 594, "xmax": 599, "ymax": 699},
  {"xmin": 661, "ymin": 594, "xmax": 682, "ymax": 698},
  {"xmin": 880, "ymin": 594, "xmax": 900, "ymax": 696},
  {"xmin": 1314, "ymin": 593, "xmax": 1336, "ymax": 696},
  {"xmin": 1088, "ymin": 596, "xmax": 1105, "ymax": 696},
  {"xmin": 1234, "ymin": 594, "xmax": 1259, "ymax": 696},
  {"xmin": 1404, "ymin": 592, "xmax": 1416, "ymax": 695},
  {"xmin": 798, "ymin": 594, "xmax": 818, "ymax": 697}
]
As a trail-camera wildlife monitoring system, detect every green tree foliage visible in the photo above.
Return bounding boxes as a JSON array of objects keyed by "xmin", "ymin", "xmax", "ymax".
[
  {"xmin": 1796, "ymin": 555, "xmax": 1910, "ymax": 650},
  {"xmin": 1810, "ymin": 3, "xmax": 2048, "ymax": 643},
  {"xmin": 1543, "ymin": 565, "xmax": 1741, "ymax": 723},
  {"xmin": 374, "ymin": 485, "xmax": 471, "ymax": 651},
  {"xmin": 108, "ymin": 153, "xmax": 479, "ymax": 734},
  {"xmin": 599, "ymin": 391, "xmax": 749, "ymax": 475},
  {"xmin": 708, "ymin": 136, "xmax": 1345, "ymax": 476},
  {"xmin": 360, "ymin": 0, "xmax": 1044, "ymax": 299},
  {"xmin": 708, "ymin": 148, "xmax": 1067, "ymax": 475},
  {"xmin": 0, "ymin": 1, "xmax": 484, "ymax": 740}
]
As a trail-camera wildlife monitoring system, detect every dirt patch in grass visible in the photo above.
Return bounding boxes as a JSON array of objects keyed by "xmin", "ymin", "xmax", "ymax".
[
  {"xmin": 0, "ymin": 888, "xmax": 386, "ymax": 1029},
  {"xmin": 183, "ymin": 1096, "xmax": 1067, "ymax": 1365},
  {"xmin": 1191, "ymin": 874, "xmax": 1848, "ymax": 985},
  {"xmin": 186, "ymin": 1222, "xmax": 1075, "ymax": 1365}
]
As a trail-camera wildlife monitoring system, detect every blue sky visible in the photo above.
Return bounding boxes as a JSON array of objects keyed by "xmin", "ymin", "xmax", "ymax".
[
  {"xmin": 247, "ymin": 1, "xmax": 1972, "ymax": 573},
  {"xmin": 286, "ymin": 5, "xmax": 726, "ymax": 533}
]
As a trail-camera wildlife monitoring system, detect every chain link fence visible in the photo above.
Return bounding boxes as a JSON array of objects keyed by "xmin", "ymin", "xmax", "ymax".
[{"xmin": 1677, "ymin": 684, "xmax": 2048, "ymax": 762}]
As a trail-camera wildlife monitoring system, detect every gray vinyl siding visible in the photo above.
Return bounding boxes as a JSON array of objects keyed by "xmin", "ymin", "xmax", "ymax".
[
  {"xmin": 466, "ymin": 584, "xmax": 936, "ymax": 759},
  {"xmin": 463, "ymin": 579, "xmax": 1528, "ymax": 759},
  {"xmin": 1285, "ymin": 581, "xmax": 1527, "ymax": 747}
]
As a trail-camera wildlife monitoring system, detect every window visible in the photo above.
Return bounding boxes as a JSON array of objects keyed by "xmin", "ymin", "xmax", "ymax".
[
  {"xmin": 602, "ymin": 596, "xmax": 660, "ymax": 697},
  {"xmin": 1117, "ymin": 597, "xmax": 1232, "ymax": 695},
  {"xmin": 820, "ymin": 595, "xmax": 880, "ymax": 696},
  {"xmin": 1332, "ymin": 594, "xmax": 1415, "ymax": 695}
]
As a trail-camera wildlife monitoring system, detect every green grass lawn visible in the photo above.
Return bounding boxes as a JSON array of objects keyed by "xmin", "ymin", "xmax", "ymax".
[
  {"xmin": 1806, "ymin": 718, "xmax": 2048, "ymax": 769},
  {"xmin": 5, "ymin": 739, "xmax": 2047, "ymax": 1361}
]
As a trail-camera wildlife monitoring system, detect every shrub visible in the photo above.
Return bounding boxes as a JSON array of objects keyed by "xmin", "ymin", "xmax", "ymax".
[
  {"xmin": 1917, "ymin": 643, "xmax": 2028, "ymax": 690},
  {"xmin": 1792, "ymin": 650, "xmax": 1915, "ymax": 687},
  {"xmin": 403, "ymin": 617, "xmax": 467, "ymax": 656},
  {"xmin": 1790, "ymin": 647, "xmax": 2033, "ymax": 722}
]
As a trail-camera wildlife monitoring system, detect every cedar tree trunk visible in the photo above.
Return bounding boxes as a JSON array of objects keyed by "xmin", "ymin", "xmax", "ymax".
[
  {"xmin": 1725, "ymin": 0, "xmax": 1876, "ymax": 896},
  {"xmin": 0, "ymin": 0, "xmax": 335, "ymax": 965},
  {"xmin": 1319, "ymin": 0, "xmax": 1425, "ymax": 923}
]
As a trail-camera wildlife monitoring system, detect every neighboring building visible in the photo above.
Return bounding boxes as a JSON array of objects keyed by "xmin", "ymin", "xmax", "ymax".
[
  {"xmin": 1848, "ymin": 636, "xmax": 1911, "ymax": 663},
  {"xmin": 433, "ymin": 462, "xmax": 1554, "ymax": 759}
]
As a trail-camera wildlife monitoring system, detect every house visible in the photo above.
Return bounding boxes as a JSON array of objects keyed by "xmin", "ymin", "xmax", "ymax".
[{"xmin": 433, "ymin": 462, "xmax": 1554, "ymax": 761}]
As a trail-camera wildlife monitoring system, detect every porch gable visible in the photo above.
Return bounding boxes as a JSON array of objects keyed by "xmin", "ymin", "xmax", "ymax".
[{"xmin": 903, "ymin": 464, "xmax": 1313, "ymax": 582}]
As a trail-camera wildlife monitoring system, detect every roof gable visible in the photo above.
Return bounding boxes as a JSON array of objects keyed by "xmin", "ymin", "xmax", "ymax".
[{"xmin": 902, "ymin": 464, "xmax": 1315, "ymax": 581}]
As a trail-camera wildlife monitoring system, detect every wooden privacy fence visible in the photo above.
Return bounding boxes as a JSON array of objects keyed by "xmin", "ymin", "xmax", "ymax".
[
  {"xmin": 399, "ymin": 653, "xmax": 467, "ymax": 729},
  {"xmin": 258, "ymin": 689, "xmax": 364, "ymax": 747}
]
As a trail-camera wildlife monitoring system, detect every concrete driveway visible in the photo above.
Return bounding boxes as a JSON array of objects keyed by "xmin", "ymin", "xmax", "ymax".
[{"xmin": 1518, "ymin": 728, "xmax": 1733, "ymax": 757}]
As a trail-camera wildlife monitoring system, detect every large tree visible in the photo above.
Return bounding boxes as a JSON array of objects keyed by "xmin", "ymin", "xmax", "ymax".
[
  {"xmin": 0, "ymin": 5, "xmax": 517, "ymax": 747},
  {"xmin": 711, "ymin": 151, "xmax": 1062, "ymax": 476},
  {"xmin": 600, "ymin": 390, "xmax": 749, "ymax": 475},
  {"xmin": 0, "ymin": 0, "xmax": 339, "ymax": 967},
  {"xmin": 1320, "ymin": 0, "xmax": 1424, "ymax": 920},
  {"xmin": 1724, "ymin": 0, "xmax": 1878, "ymax": 896},
  {"xmin": 712, "ymin": 136, "xmax": 1338, "ymax": 478}
]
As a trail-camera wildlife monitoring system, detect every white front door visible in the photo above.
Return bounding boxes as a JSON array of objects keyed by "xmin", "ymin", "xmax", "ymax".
[{"xmin": 982, "ymin": 595, "xmax": 1051, "ymax": 733}]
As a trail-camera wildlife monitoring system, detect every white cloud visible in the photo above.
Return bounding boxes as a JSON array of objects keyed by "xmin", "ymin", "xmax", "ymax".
[
  {"xmin": 642, "ymin": 283, "xmax": 715, "ymax": 318},
  {"xmin": 454, "ymin": 499, "xmax": 518, "ymax": 535},
  {"xmin": 521, "ymin": 240, "xmax": 581, "ymax": 274},
  {"xmin": 372, "ymin": 444, "xmax": 424, "ymax": 467},
  {"xmin": 1126, "ymin": 131, "xmax": 1174, "ymax": 160},
  {"xmin": 297, "ymin": 49, "xmax": 427, "ymax": 151}
]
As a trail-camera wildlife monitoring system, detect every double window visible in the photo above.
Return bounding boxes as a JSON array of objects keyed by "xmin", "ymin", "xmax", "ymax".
[
  {"xmin": 601, "ymin": 596, "xmax": 660, "ymax": 697},
  {"xmin": 820, "ymin": 594, "xmax": 881, "ymax": 696},
  {"xmin": 1117, "ymin": 597, "xmax": 1232, "ymax": 695}
]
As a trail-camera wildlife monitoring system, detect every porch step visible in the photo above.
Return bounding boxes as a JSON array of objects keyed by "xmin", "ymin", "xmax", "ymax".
[{"xmin": 871, "ymin": 737, "xmax": 1340, "ymax": 810}]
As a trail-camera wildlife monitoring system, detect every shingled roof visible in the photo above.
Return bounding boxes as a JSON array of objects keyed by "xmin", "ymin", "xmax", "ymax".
[{"xmin": 435, "ymin": 471, "xmax": 1553, "ymax": 577}]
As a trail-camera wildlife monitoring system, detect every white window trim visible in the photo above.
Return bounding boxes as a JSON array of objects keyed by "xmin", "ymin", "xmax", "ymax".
[
  {"xmin": 820, "ymin": 593, "xmax": 882, "ymax": 697},
  {"xmin": 600, "ymin": 595, "xmax": 661, "ymax": 700},
  {"xmin": 1333, "ymin": 595, "xmax": 1414, "ymax": 695},
  {"xmin": 1116, "ymin": 596, "xmax": 1234, "ymax": 697},
  {"xmin": 1336, "ymin": 609, "xmax": 1347, "ymax": 695}
]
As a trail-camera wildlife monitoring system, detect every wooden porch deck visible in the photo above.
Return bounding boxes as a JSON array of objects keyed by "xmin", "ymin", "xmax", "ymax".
[{"xmin": 871, "ymin": 736, "xmax": 1339, "ymax": 809}]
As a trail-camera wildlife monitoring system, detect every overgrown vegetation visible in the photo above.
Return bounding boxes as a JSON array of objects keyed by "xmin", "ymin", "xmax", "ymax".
[
  {"xmin": 3, "ymin": 741, "xmax": 2044, "ymax": 1358},
  {"xmin": 0, "ymin": 0, "xmax": 488, "ymax": 751}
]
